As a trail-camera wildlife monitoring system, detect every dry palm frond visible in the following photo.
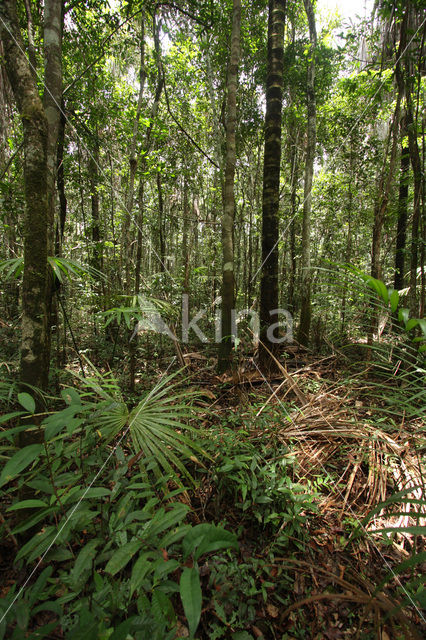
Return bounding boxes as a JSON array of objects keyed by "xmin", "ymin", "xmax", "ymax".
[{"xmin": 275, "ymin": 558, "xmax": 423, "ymax": 640}]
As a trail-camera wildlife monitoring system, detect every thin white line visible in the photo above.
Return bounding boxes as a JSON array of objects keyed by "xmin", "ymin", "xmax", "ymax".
[
  {"xmin": 0, "ymin": 358, "xmax": 176, "ymax": 625},
  {"xmin": 252, "ymin": 15, "xmax": 426, "ymax": 284},
  {"xmin": 249, "ymin": 352, "xmax": 425, "ymax": 620}
]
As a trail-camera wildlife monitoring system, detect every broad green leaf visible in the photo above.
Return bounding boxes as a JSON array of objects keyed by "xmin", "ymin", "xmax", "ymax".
[
  {"xmin": 375, "ymin": 525, "xmax": 426, "ymax": 536},
  {"xmin": 7, "ymin": 499, "xmax": 48, "ymax": 511},
  {"xmin": 389, "ymin": 289, "xmax": 399, "ymax": 313},
  {"xmin": 61, "ymin": 388, "xmax": 82, "ymax": 406},
  {"xmin": 28, "ymin": 566, "xmax": 53, "ymax": 607},
  {"xmin": 105, "ymin": 540, "xmax": 142, "ymax": 575},
  {"xmin": 180, "ymin": 567, "xmax": 202, "ymax": 638},
  {"xmin": 0, "ymin": 444, "xmax": 43, "ymax": 487},
  {"xmin": 15, "ymin": 600, "xmax": 29, "ymax": 630},
  {"xmin": 67, "ymin": 608, "xmax": 98, "ymax": 640},
  {"xmin": 18, "ymin": 392, "xmax": 35, "ymax": 414},
  {"xmin": 144, "ymin": 503, "xmax": 189, "ymax": 539},
  {"xmin": 152, "ymin": 589, "xmax": 175, "ymax": 625},
  {"xmin": 130, "ymin": 551, "xmax": 157, "ymax": 597},
  {"xmin": 368, "ymin": 277, "xmax": 388, "ymax": 303},
  {"xmin": 418, "ymin": 319, "xmax": 426, "ymax": 336},
  {"xmin": 0, "ymin": 411, "xmax": 26, "ymax": 425},
  {"xmin": 398, "ymin": 307, "xmax": 410, "ymax": 325},
  {"xmin": 405, "ymin": 318, "xmax": 418, "ymax": 332},
  {"xmin": 183, "ymin": 523, "xmax": 238, "ymax": 561},
  {"xmin": 110, "ymin": 618, "xmax": 136, "ymax": 640},
  {"xmin": 15, "ymin": 525, "xmax": 56, "ymax": 562},
  {"xmin": 72, "ymin": 539, "xmax": 101, "ymax": 587}
]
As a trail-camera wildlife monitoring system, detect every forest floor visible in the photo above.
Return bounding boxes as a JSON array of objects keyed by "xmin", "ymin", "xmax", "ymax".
[
  {"xmin": 173, "ymin": 350, "xmax": 425, "ymax": 639},
  {"xmin": 0, "ymin": 346, "xmax": 425, "ymax": 639}
]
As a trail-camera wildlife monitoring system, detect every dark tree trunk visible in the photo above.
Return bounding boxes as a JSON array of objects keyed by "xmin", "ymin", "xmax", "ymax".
[
  {"xmin": 259, "ymin": 0, "xmax": 286, "ymax": 370},
  {"xmin": 0, "ymin": 0, "xmax": 49, "ymax": 395},
  {"xmin": 394, "ymin": 115, "xmax": 409, "ymax": 291}
]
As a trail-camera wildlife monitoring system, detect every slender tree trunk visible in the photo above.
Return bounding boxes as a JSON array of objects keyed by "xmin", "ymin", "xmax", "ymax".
[
  {"xmin": 182, "ymin": 176, "xmax": 190, "ymax": 296},
  {"xmin": 23, "ymin": 0, "xmax": 37, "ymax": 79},
  {"xmin": 340, "ymin": 143, "xmax": 354, "ymax": 334},
  {"xmin": 420, "ymin": 112, "xmax": 425, "ymax": 318},
  {"xmin": 393, "ymin": 2, "xmax": 422, "ymax": 316},
  {"xmin": 288, "ymin": 133, "xmax": 299, "ymax": 313},
  {"xmin": 406, "ymin": 92, "xmax": 422, "ymax": 316},
  {"xmin": 259, "ymin": 0, "xmax": 286, "ymax": 370},
  {"xmin": 56, "ymin": 105, "xmax": 67, "ymax": 253},
  {"xmin": 157, "ymin": 172, "xmax": 166, "ymax": 272},
  {"xmin": 89, "ymin": 139, "xmax": 102, "ymax": 279},
  {"xmin": 394, "ymin": 115, "xmax": 409, "ymax": 291},
  {"xmin": 0, "ymin": 0, "xmax": 49, "ymax": 396},
  {"xmin": 124, "ymin": 16, "xmax": 146, "ymax": 293},
  {"xmin": 43, "ymin": 0, "xmax": 63, "ymax": 379},
  {"xmin": 218, "ymin": 0, "xmax": 241, "ymax": 373},
  {"xmin": 297, "ymin": 0, "xmax": 317, "ymax": 346}
]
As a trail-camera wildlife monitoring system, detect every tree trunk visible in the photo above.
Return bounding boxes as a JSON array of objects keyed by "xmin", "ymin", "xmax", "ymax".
[
  {"xmin": 0, "ymin": 0, "xmax": 50, "ymax": 395},
  {"xmin": 218, "ymin": 0, "xmax": 241, "ymax": 373},
  {"xmin": 259, "ymin": 0, "xmax": 286, "ymax": 370},
  {"xmin": 406, "ymin": 92, "xmax": 422, "ymax": 316},
  {"xmin": 288, "ymin": 133, "xmax": 299, "ymax": 314},
  {"xmin": 43, "ymin": 0, "xmax": 63, "ymax": 379},
  {"xmin": 124, "ymin": 16, "xmax": 146, "ymax": 293},
  {"xmin": 394, "ymin": 114, "xmax": 409, "ymax": 291},
  {"xmin": 297, "ymin": 0, "xmax": 317, "ymax": 347}
]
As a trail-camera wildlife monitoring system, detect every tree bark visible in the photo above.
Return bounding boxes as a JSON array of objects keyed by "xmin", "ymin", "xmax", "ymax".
[
  {"xmin": 124, "ymin": 15, "xmax": 146, "ymax": 293},
  {"xmin": 259, "ymin": 0, "xmax": 286, "ymax": 370},
  {"xmin": 0, "ymin": 0, "xmax": 49, "ymax": 393},
  {"xmin": 43, "ymin": 0, "xmax": 63, "ymax": 378},
  {"xmin": 297, "ymin": 0, "xmax": 317, "ymax": 346},
  {"xmin": 218, "ymin": 0, "xmax": 241, "ymax": 373},
  {"xmin": 394, "ymin": 114, "xmax": 409, "ymax": 291}
]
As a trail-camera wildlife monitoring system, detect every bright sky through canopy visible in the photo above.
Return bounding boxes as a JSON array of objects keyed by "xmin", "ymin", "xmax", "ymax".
[{"xmin": 317, "ymin": 0, "xmax": 374, "ymax": 21}]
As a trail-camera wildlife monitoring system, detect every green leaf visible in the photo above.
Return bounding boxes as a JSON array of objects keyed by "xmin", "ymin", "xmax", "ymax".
[
  {"xmin": 61, "ymin": 388, "xmax": 82, "ymax": 406},
  {"xmin": 389, "ymin": 289, "xmax": 399, "ymax": 313},
  {"xmin": 405, "ymin": 318, "xmax": 419, "ymax": 332},
  {"xmin": 18, "ymin": 392, "xmax": 35, "ymax": 414},
  {"xmin": 0, "ymin": 411, "xmax": 26, "ymax": 425},
  {"xmin": 418, "ymin": 319, "xmax": 426, "ymax": 336},
  {"xmin": 105, "ymin": 540, "xmax": 142, "ymax": 575},
  {"xmin": 130, "ymin": 552, "xmax": 157, "ymax": 597},
  {"xmin": 0, "ymin": 444, "xmax": 43, "ymax": 487},
  {"xmin": 72, "ymin": 539, "xmax": 101, "ymax": 587},
  {"xmin": 67, "ymin": 608, "xmax": 98, "ymax": 640},
  {"xmin": 180, "ymin": 567, "xmax": 202, "ymax": 638},
  {"xmin": 398, "ymin": 307, "xmax": 410, "ymax": 325},
  {"xmin": 110, "ymin": 618, "xmax": 137, "ymax": 640},
  {"xmin": 7, "ymin": 499, "xmax": 48, "ymax": 511},
  {"xmin": 28, "ymin": 566, "xmax": 53, "ymax": 607},
  {"xmin": 15, "ymin": 600, "xmax": 29, "ymax": 630},
  {"xmin": 368, "ymin": 277, "xmax": 388, "ymax": 303},
  {"xmin": 183, "ymin": 523, "xmax": 239, "ymax": 561}
]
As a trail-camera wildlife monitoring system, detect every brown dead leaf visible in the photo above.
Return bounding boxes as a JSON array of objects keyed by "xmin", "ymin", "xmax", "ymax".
[
  {"xmin": 175, "ymin": 621, "xmax": 189, "ymax": 638},
  {"xmin": 266, "ymin": 603, "xmax": 279, "ymax": 618}
]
